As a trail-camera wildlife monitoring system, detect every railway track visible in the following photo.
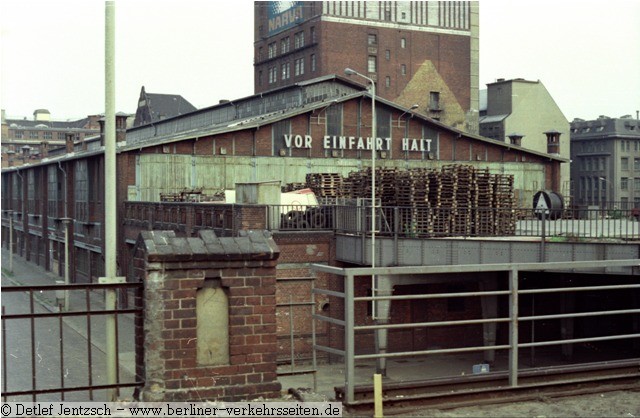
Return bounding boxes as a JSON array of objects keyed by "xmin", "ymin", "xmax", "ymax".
[{"xmin": 334, "ymin": 359, "xmax": 640, "ymax": 414}]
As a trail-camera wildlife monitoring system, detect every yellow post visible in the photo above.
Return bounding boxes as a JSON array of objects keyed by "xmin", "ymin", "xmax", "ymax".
[{"xmin": 373, "ymin": 373, "xmax": 383, "ymax": 418}]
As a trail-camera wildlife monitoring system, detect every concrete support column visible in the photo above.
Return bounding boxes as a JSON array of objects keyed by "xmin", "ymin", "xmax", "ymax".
[{"xmin": 480, "ymin": 277, "xmax": 499, "ymax": 364}]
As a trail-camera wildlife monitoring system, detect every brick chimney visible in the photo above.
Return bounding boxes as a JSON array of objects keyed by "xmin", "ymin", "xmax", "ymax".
[
  {"xmin": 65, "ymin": 133, "xmax": 75, "ymax": 153},
  {"xmin": 507, "ymin": 133, "xmax": 524, "ymax": 146},
  {"xmin": 116, "ymin": 113, "xmax": 128, "ymax": 143},
  {"xmin": 100, "ymin": 114, "xmax": 128, "ymax": 145},
  {"xmin": 544, "ymin": 130, "xmax": 561, "ymax": 155},
  {"xmin": 40, "ymin": 141, "xmax": 49, "ymax": 158}
]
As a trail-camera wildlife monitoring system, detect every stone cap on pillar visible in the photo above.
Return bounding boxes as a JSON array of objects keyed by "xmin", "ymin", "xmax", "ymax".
[{"xmin": 137, "ymin": 230, "xmax": 279, "ymax": 262}]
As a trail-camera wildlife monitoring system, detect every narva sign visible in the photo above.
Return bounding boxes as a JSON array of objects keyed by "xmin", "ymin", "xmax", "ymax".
[{"xmin": 283, "ymin": 134, "xmax": 433, "ymax": 152}]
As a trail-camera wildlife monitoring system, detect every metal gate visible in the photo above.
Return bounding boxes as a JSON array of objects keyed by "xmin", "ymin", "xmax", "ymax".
[{"xmin": 1, "ymin": 282, "xmax": 144, "ymax": 401}]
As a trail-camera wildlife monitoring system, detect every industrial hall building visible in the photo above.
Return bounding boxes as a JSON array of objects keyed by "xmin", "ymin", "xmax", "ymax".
[{"xmin": 1, "ymin": 75, "xmax": 565, "ymax": 283}]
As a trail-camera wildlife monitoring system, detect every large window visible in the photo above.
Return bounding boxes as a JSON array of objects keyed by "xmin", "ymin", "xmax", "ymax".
[
  {"xmin": 268, "ymin": 42, "xmax": 277, "ymax": 58},
  {"xmin": 272, "ymin": 120, "xmax": 291, "ymax": 155},
  {"xmin": 47, "ymin": 165, "xmax": 59, "ymax": 219},
  {"xmin": 268, "ymin": 66, "xmax": 277, "ymax": 84},
  {"xmin": 423, "ymin": 125, "xmax": 439, "ymax": 159},
  {"xmin": 368, "ymin": 34, "xmax": 377, "ymax": 45},
  {"xmin": 281, "ymin": 62, "xmax": 290, "ymax": 80},
  {"xmin": 368, "ymin": 56, "xmax": 377, "ymax": 73},
  {"xmin": 294, "ymin": 31, "xmax": 305, "ymax": 49},
  {"xmin": 12, "ymin": 174, "xmax": 22, "ymax": 209},
  {"xmin": 326, "ymin": 104, "xmax": 343, "ymax": 137},
  {"xmin": 635, "ymin": 158, "xmax": 640, "ymax": 171},
  {"xmin": 376, "ymin": 107, "xmax": 391, "ymax": 142},
  {"xmin": 75, "ymin": 160, "xmax": 89, "ymax": 222},
  {"xmin": 281, "ymin": 37, "xmax": 290, "ymax": 54},
  {"xmin": 621, "ymin": 157, "xmax": 629, "ymax": 170},
  {"xmin": 27, "ymin": 169, "xmax": 39, "ymax": 214},
  {"xmin": 294, "ymin": 58, "xmax": 304, "ymax": 76},
  {"xmin": 621, "ymin": 177, "xmax": 628, "ymax": 190}
]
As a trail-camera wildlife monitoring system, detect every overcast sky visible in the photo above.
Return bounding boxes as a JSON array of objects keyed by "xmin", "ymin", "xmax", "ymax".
[{"xmin": 1, "ymin": 0, "xmax": 639, "ymax": 122}]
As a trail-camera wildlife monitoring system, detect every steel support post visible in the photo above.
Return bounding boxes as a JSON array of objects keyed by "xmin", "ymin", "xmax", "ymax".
[
  {"xmin": 345, "ymin": 273, "xmax": 355, "ymax": 404},
  {"xmin": 508, "ymin": 268, "xmax": 519, "ymax": 387}
]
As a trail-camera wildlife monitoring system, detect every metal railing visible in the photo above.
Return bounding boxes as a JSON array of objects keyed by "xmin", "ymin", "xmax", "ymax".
[
  {"xmin": 1, "ymin": 282, "xmax": 143, "ymax": 401},
  {"xmin": 311, "ymin": 260, "xmax": 640, "ymax": 404},
  {"xmin": 118, "ymin": 202, "xmax": 640, "ymax": 240},
  {"xmin": 123, "ymin": 201, "xmax": 235, "ymax": 236},
  {"xmin": 267, "ymin": 204, "xmax": 640, "ymax": 240}
]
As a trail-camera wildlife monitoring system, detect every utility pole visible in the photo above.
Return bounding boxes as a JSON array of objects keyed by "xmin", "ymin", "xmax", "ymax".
[{"xmin": 102, "ymin": 0, "xmax": 124, "ymax": 401}]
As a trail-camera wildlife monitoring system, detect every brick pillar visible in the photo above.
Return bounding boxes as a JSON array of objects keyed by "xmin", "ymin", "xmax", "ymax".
[
  {"xmin": 134, "ymin": 229, "xmax": 281, "ymax": 402},
  {"xmin": 233, "ymin": 205, "xmax": 268, "ymax": 235}
]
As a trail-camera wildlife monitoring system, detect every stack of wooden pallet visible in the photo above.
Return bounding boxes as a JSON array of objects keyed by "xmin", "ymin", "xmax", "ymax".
[
  {"xmin": 473, "ymin": 168, "xmax": 495, "ymax": 236},
  {"xmin": 449, "ymin": 165, "xmax": 475, "ymax": 235},
  {"xmin": 282, "ymin": 182, "xmax": 307, "ymax": 192},
  {"xmin": 493, "ymin": 174, "xmax": 516, "ymax": 235},
  {"xmin": 305, "ymin": 173, "xmax": 343, "ymax": 198},
  {"xmin": 302, "ymin": 165, "xmax": 516, "ymax": 237},
  {"xmin": 396, "ymin": 169, "xmax": 432, "ymax": 237},
  {"xmin": 344, "ymin": 169, "xmax": 369, "ymax": 199},
  {"xmin": 377, "ymin": 167, "xmax": 400, "ymax": 206},
  {"xmin": 431, "ymin": 167, "xmax": 456, "ymax": 236}
]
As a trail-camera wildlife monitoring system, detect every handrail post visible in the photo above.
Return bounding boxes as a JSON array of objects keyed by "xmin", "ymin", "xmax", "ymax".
[
  {"xmin": 345, "ymin": 272, "xmax": 355, "ymax": 404},
  {"xmin": 508, "ymin": 268, "xmax": 519, "ymax": 387}
]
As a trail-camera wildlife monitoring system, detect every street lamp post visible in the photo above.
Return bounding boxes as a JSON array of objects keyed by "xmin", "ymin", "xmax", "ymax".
[
  {"xmin": 346, "ymin": 68, "xmax": 392, "ymax": 375},
  {"xmin": 344, "ymin": 67, "xmax": 377, "ymax": 314}
]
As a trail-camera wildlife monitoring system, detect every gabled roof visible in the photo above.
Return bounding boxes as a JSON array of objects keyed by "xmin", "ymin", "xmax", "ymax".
[
  {"xmin": 121, "ymin": 75, "xmax": 566, "ymax": 162},
  {"xmin": 133, "ymin": 86, "xmax": 197, "ymax": 127}
]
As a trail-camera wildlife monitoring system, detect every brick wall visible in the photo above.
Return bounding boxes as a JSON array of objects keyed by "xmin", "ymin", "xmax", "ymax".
[
  {"xmin": 271, "ymin": 232, "xmax": 335, "ymax": 363},
  {"xmin": 135, "ymin": 229, "xmax": 281, "ymax": 402}
]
